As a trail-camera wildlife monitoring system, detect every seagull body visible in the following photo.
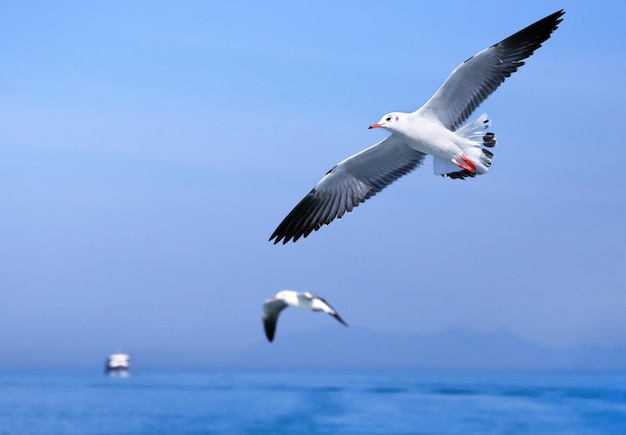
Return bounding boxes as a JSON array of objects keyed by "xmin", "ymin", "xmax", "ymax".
[
  {"xmin": 270, "ymin": 10, "xmax": 564, "ymax": 244},
  {"xmin": 262, "ymin": 290, "xmax": 348, "ymax": 342}
]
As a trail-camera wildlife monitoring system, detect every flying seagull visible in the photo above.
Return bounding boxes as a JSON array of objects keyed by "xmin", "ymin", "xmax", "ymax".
[
  {"xmin": 270, "ymin": 10, "xmax": 565, "ymax": 244},
  {"xmin": 262, "ymin": 290, "xmax": 348, "ymax": 342}
]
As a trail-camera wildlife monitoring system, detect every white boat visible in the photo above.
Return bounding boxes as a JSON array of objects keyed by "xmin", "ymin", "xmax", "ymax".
[{"xmin": 105, "ymin": 353, "xmax": 130, "ymax": 377}]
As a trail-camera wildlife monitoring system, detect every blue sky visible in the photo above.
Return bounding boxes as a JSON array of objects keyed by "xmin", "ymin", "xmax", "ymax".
[{"xmin": 1, "ymin": 1, "xmax": 625, "ymax": 368}]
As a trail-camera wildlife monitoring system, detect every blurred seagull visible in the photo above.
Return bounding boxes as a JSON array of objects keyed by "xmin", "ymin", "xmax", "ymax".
[
  {"xmin": 270, "ymin": 10, "xmax": 565, "ymax": 244},
  {"xmin": 262, "ymin": 290, "xmax": 348, "ymax": 342}
]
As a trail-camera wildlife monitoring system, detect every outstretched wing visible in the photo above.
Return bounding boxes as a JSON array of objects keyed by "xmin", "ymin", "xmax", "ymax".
[
  {"xmin": 270, "ymin": 135, "xmax": 426, "ymax": 244},
  {"xmin": 418, "ymin": 10, "xmax": 564, "ymax": 131},
  {"xmin": 262, "ymin": 299, "xmax": 288, "ymax": 342},
  {"xmin": 311, "ymin": 295, "xmax": 348, "ymax": 327}
]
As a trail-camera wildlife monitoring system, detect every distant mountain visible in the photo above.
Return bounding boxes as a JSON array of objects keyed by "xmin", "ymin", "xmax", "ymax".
[{"xmin": 230, "ymin": 328, "xmax": 626, "ymax": 370}]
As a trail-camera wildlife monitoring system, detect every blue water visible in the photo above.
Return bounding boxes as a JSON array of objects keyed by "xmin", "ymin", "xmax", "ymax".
[{"xmin": 1, "ymin": 369, "xmax": 625, "ymax": 434}]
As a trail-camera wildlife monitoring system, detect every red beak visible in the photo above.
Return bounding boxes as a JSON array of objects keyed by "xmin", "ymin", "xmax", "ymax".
[{"xmin": 368, "ymin": 123, "xmax": 381, "ymax": 129}]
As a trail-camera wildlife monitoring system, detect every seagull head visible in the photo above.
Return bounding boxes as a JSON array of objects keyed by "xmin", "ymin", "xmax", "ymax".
[
  {"xmin": 274, "ymin": 290, "xmax": 287, "ymax": 300},
  {"xmin": 369, "ymin": 112, "xmax": 403, "ymax": 131},
  {"xmin": 273, "ymin": 290, "xmax": 300, "ymax": 307}
]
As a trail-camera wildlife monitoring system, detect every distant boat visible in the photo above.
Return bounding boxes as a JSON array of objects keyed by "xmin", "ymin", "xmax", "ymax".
[{"xmin": 105, "ymin": 353, "xmax": 130, "ymax": 377}]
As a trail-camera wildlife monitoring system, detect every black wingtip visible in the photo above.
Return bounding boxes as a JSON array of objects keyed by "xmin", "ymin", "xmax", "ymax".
[
  {"xmin": 547, "ymin": 9, "xmax": 566, "ymax": 28},
  {"xmin": 269, "ymin": 190, "xmax": 324, "ymax": 245},
  {"xmin": 333, "ymin": 313, "xmax": 349, "ymax": 328},
  {"xmin": 268, "ymin": 234, "xmax": 281, "ymax": 245},
  {"xmin": 263, "ymin": 319, "xmax": 277, "ymax": 342},
  {"xmin": 500, "ymin": 9, "xmax": 565, "ymax": 52}
]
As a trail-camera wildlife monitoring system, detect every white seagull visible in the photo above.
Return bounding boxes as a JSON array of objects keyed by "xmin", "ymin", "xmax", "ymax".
[
  {"xmin": 270, "ymin": 10, "xmax": 564, "ymax": 244},
  {"xmin": 262, "ymin": 290, "xmax": 348, "ymax": 342}
]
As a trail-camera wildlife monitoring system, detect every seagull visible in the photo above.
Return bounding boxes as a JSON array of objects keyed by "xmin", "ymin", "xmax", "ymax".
[
  {"xmin": 270, "ymin": 10, "xmax": 565, "ymax": 244},
  {"xmin": 262, "ymin": 290, "xmax": 348, "ymax": 342}
]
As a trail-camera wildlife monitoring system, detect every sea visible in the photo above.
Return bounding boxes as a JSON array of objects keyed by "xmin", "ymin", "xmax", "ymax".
[{"xmin": 1, "ymin": 369, "xmax": 625, "ymax": 434}]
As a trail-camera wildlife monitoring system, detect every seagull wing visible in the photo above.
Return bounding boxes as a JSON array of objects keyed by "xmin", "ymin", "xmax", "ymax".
[
  {"xmin": 262, "ymin": 299, "xmax": 288, "ymax": 342},
  {"xmin": 312, "ymin": 296, "xmax": 348, "ymax": 327},
  {"xmin": 418, "ymin": 10, "xmax": 564, "ymax": 131},
  {"xmin": 270, "ymin": 135, "xmax": 426, "ymax": 244}
]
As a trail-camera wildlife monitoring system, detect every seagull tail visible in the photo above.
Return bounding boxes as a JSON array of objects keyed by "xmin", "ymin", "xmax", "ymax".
[{"xmin": 434, "ymin": 113, "xmax": 496, "ymax": 180}]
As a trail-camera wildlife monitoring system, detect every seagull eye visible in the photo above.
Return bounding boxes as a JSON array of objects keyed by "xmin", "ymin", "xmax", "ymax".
[{"xmin": 386, "ymin": 116, "xmax": 392, "ymax": 122}]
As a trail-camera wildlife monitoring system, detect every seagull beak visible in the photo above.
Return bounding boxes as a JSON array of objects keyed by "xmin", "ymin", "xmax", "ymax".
[{"xmin": 368, "ymin": 123, "xmax": 381, "ymax": 129}]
